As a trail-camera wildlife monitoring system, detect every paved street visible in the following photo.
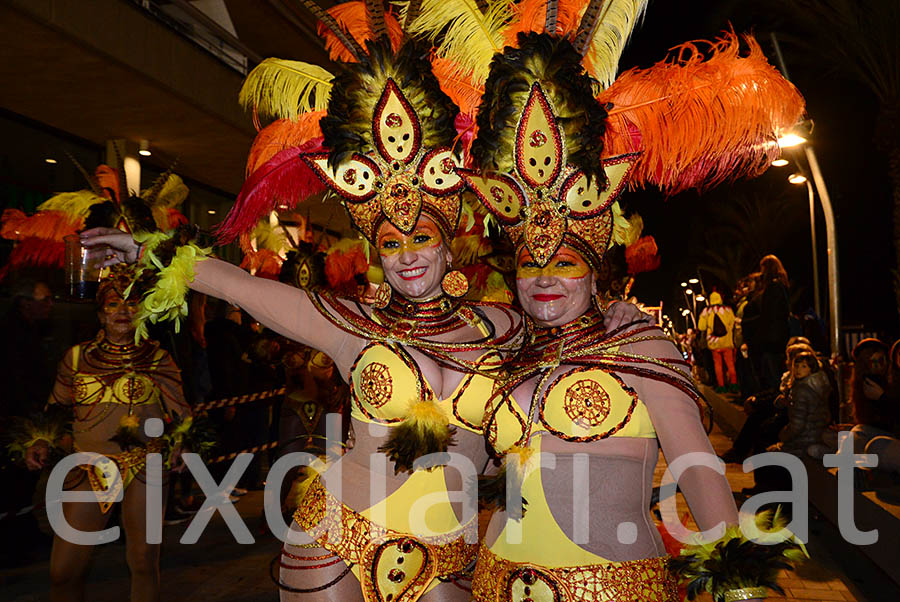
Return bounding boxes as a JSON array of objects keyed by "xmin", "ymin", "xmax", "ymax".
[{"xmin": 2, "ymin": 423, "xmax": 898, "ymax": 601}]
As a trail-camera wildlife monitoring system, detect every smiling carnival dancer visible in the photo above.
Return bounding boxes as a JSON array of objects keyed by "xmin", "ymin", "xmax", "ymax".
[{"xmin": 442, "ymin": 0, "xmax": 809, "ymax": 600}]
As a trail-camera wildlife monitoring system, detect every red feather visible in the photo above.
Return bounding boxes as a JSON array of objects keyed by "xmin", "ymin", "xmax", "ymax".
[
  {"xmin": 625, "ymin": 235, "xmax": 661, "ymax": 275},
  {"xmin": 216, "ymin": 139, "xmax": 326, "ymax": 244},
  {"xmin": 0, "ymin": 237, "xmax": 66, "ymax": 280}
]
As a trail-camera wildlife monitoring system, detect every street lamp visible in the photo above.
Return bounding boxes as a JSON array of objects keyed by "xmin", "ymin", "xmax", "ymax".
[
  {"xmin": 770, "ymin": 32, "xmax": 841, "ymax": 357},
  {"xmin": 790, "ymin": 173, "xmax": 822, "ymax": 320},
  {"xmin": 777, "ymin": 132, "xmax": 807, "ymax": 148}
]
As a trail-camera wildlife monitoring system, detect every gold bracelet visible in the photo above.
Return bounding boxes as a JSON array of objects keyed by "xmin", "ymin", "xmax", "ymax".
[{"xmin": 723, "ymin": 586, "xmax": 769, "ymax": 601}]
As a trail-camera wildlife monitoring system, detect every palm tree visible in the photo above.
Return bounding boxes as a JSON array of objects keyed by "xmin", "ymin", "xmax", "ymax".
[
  {"xmin": 696, "ymin": 188, "xmax": 800, "ymax": 288},
  {"xmin": 775, "ymin": 0, "xmax": 900, "ymax": 310}
]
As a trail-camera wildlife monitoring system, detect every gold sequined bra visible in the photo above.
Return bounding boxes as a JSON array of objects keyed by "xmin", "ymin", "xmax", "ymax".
[{"xmin": 60, "ymin": 340, "xmax": 170, "ymax": 407}]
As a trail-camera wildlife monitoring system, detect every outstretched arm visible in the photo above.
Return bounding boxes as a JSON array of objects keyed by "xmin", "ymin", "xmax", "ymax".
[{"xmin": 80, "ymin": 227, "xmax": 356, "ymax": 362}]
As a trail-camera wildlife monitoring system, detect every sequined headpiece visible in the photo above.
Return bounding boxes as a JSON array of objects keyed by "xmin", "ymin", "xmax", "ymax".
[
  {"xmin": 97, "ymin": 263, "xmax": 141, "ymax": 301},
  {"xmin": 462, "ymin": 34, "xmax": 637, "ymax": 270},
  {"xmin": 218, "ymin": 2, "xmax": 470, "ymax": 246},
  {"xmin": 302, "ymin": 40, "xmax": 464, "ymax": 244}
]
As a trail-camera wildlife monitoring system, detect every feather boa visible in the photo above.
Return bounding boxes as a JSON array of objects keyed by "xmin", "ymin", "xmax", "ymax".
[{"xmin": 132, "ymin": 230, "xmax": 211, "ymax": 342}]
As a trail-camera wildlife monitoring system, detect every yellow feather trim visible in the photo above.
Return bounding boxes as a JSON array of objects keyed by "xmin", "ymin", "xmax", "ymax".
[
  {"xmin": 404, "ymin": 398, "xmax": 450, "ymax": 429},
  {"xmin": 239, "ymin": 58, "xmax": 334, "ymax": 121},
  {"xmin": 132, "ymin": 231, "xmax": 211, "ymax": 342},
  {"xmin": 403, "ymin": 0, "xmax": 512, "ymax": 85},
  {"xmin": 502, "ymin": 443, "xmax": 536, "ymax": 477}
]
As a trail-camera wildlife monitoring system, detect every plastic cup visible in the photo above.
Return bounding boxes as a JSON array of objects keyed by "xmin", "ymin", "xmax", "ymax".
[{"xmin": 64, "ymin": 234, "xmax": 108, "ymax": 299}]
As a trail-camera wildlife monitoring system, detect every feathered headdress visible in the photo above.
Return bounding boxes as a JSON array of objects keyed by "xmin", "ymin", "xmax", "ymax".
[
  {"xmin": 0, "ymin": 156, "xmax": 189, "ymax": 279},
  {"xmin": 218, "ymin": 1, "xmax": 470, "ymax": 245},
  {"xmin": 460, "ymin": 32, "xmax": 639, "ymax": 269},
  {"xmin": 452, "ymin": 0, "xmax": 804, "ymax": 269},
  {"xmin": 97, "ymin": 263, "xmax": 144, "ymax": 301}
]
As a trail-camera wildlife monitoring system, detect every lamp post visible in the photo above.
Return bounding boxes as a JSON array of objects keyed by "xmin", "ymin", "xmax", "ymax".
[
  {"xmin": 771, "ymin": 33, "xmax": 841, "ymax": 357},
  {"xmin": 788, "ymin": 174, "xmax": 822, "ymax": 319}
]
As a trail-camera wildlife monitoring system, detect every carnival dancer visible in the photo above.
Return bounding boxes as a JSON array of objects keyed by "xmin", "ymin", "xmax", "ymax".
[
  {"xmin": 80, "ymin": 2, "xmax": 523, "ymax": 599},
  {"xmin": 20, "ymin": 264, "xmax": 190, "ymax": 602},
  {"xmin": 451, "ymin": 3, "xmax": 807, "ymax": 600}
]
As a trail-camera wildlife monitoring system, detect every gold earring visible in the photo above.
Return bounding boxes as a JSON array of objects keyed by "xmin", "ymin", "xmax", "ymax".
[{"xmin": 441, "ymin": 270, "xmax": 469, "ymax": 298}]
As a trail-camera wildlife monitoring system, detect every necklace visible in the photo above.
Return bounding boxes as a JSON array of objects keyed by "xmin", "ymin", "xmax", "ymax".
[
  {"xmin": 486, "ymin": 312, "xmax": 700, "ymax": 446},
  {"xmin": 307, "ymin": 290, "xmax": 522, "ymax": 375}
]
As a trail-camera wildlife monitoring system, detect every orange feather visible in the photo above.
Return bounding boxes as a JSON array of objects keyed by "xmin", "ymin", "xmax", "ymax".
[
  {"xmin": 246, "ymin": 112, "xmax": 325, "ymax": 177},
  {"xmin": 1, "ymin": 208, "xmax": 82, "ymax": 242},
  {"xmin": 95, "ymin": 165, "xmax": 120, "ymax": 200},
  {"xmin": 431, "ymin": 59, "xmax": 484, "ymax": 119},
  {"xmin": 599, "ymin": 32, "xmax": 805, "ymax": 194},
  {"xmin": 317, "ymin": 2, "xmax": 404, "ymax": 63}
]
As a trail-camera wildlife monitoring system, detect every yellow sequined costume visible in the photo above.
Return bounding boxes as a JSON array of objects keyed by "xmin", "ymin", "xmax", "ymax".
[
  {"xmin": 293, "ymin": 305, "xmax": 501, "ymax": 600},
  {"xmin": 50, "ymin": 333, "xmax": 185, "ymax": 512}
]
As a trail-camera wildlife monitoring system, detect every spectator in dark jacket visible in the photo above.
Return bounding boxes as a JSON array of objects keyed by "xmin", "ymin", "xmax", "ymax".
[
  {"xmin": 772, "ymin": 352, "xmax": 831, "ymax": 455},
  {"xmin": 742, "ymin": 255, "xmax": 791, "ymax": 391}
]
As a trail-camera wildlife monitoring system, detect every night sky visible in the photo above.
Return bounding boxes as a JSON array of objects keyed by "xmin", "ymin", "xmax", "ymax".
[{"xmin": 611, "ymin": 1, "xmax": 895, "ymax": 337}]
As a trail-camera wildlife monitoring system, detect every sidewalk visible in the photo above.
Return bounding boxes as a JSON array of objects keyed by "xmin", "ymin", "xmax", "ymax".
[{"xmin": 663, "ymin": 386, "xmax": 900, "ymax": 601}]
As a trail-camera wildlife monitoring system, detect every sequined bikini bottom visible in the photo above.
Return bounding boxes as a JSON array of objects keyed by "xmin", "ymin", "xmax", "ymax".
[
  {"xmin": 471, "ymin": 544, "xmax": 678, "ymax": 602},
  {"xmin": 293, "ymin": 475, "xmax": 477, "ymax": 602}
]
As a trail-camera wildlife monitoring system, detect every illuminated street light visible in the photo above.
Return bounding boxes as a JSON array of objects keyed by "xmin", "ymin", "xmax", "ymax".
[
  {"xmin": 777, "ymin": 133, "xmax": 807, "ymax": 148},
  {"xmin": 788, "ymin": 173, "xmax": 808, "ymax": 185},
  {"xmin": 771, "ymin": 158, "xmax": 789, "ymax": 167}
]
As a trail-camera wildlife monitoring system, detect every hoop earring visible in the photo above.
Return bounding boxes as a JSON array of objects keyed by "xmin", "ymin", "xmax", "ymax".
[{"xmin": 441, "ymin": 270, "xmax": 469, "ymax": 298}]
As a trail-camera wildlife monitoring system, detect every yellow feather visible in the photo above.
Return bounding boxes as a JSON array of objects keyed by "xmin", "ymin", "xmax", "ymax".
[
  {"xmin": 250, "ymin": 220, "xmax": 287, "ymax": 253},
  {"xmin": 36, "ymin": 190, "xmax": 107, "ymax": 218},
  {"xmin": 611, "ymin": 201, "xmax": 642, "ymax": 246},
  {"xmin": 403, "ymin": 0, "xmax": 512, "ymax": 84},
  {"xmin": 583, "ymin": 0, "xmax": 648, "ymax": 88},
  {"xmin": 142, "ymin": 174, "xmax": 188, "ymax": 209},
  {"xmin": 239, "ymin": 58, "xmax": 334, "ymax": 121}
]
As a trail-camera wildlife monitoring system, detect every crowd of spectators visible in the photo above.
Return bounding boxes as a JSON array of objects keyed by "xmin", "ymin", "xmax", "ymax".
[{"xmin": 681, "ymin": 254, "xmax": 900, "ymax": 495}]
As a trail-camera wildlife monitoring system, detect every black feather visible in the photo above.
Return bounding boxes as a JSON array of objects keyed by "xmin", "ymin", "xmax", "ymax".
[
  {"xmin": 472, "ymin": 32, "xmax": 609, "ymax": 188},
  {"xmin": 320, "ymin": 38, "xmax": 459, "ymax": 170}
]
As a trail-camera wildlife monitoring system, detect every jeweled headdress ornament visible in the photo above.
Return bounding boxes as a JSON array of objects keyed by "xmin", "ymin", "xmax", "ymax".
[
  {"xmin": 462, "ymin": 34, "xmax": 637, "ymax": 269},
  {"xmin": 217, "ymin": 1, "xmax": 468, "ymax": 246}
]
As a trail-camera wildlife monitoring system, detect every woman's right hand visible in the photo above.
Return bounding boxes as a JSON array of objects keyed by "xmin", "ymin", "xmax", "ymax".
[
  {"xmin": 24, "ymin": 440, "xmax": 50, "ymax": 470},
  {"xmin": 80, "ymin": 227, "xmax": 141, "ymax": 265}
]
